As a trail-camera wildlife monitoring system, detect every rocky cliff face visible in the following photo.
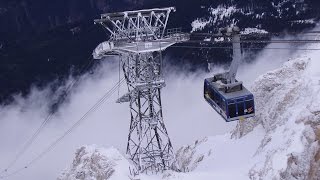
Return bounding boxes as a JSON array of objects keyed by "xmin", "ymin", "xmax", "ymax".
[
  {"xmin": 195, "ymin": 43, "xmax": 320, "ymax": 179},
  {"xmin": 231, "ymin": 41, "xmax": 320, "ymax": 179}
]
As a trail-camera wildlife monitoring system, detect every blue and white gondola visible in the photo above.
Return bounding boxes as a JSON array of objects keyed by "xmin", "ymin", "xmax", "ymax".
[{"xmin": 204, "ymin": 77, "xmax": 255, "ymax": 122}]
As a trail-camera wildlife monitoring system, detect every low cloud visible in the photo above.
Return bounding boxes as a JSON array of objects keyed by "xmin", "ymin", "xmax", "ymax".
[{"xmin": 0, "ymin": 36, "xmax": 297, "ymax": 179}]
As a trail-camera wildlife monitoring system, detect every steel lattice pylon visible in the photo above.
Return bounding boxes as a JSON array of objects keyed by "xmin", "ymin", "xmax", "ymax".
[
  {"xmin": 121, "ymin": 52, "xmax": 172, "ymax": 173},
  {"xmin": 93, "ymin": 7, "xmax": 189, "ymax": 173}
]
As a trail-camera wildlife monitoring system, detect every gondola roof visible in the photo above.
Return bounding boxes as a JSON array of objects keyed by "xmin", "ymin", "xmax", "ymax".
[{"xmin": 205, "ymin": 77, "xmax": 253, "ymax": 100}]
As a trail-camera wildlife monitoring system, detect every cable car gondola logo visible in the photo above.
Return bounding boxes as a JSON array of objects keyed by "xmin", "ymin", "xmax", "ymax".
[{"xmin": 246, "ymin": 107, "xmax": 254, "ymax": 113}]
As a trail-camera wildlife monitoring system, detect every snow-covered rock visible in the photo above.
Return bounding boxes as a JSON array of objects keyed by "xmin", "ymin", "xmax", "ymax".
[
  {"xmin": 173, "ymin": 137, "xmax": 212, "ymax": 172},
  {"xmin": 58, "ymin": 145, "xmax": 131, "ymax": 180},
  {"xmin": 191, "ymin": 1, "xmax": 316, "ymax": 33},
  {"xmin": 191, "ymin": 6, "xmax": 239, "ymax": 32},
  {"xmin": 237, "ymin": 53, "xmax": 320, "ymax": 179},
  {"xmin": 241, "ymin": 28, "xmax": 268, "ymax": 35}
]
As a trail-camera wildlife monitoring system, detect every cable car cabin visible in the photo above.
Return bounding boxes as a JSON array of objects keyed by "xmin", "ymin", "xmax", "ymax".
[{"xmin": 204, "ymin": 77, "xmax": 255, "ymax": 122}]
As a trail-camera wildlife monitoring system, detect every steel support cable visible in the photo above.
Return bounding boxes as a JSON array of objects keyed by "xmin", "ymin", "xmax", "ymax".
[
  {"xmin": 190, "ymin": 34, "xmax": 320, "ymax": 38},
  {"xmin": 0, "ymin": 77, "xmax": 125, "ymax": 180},
  {"xmin": 202, "ymin": 39, "xmax": 320, "ymax": 44},
  {"xmin": 167, "ymin": 27, "xmax": 320, "ymax": 35},
  {"xmin": 118, "ymin": 56, "xmax": 121, "ymax": 99},
  {"xmin": 0, "ymin": 57, "xmax": 94, "ymax": 174},
  {"xmin": 169, "ymin": 45, "xmax": 320, "ymax": 51},
  {"xmin": 162, "ymin": 39, "xmax": 320, "ymax": 44},
  {"xmin": 191, "ymin": 31, "xmax": 320, "ymax": 36}
]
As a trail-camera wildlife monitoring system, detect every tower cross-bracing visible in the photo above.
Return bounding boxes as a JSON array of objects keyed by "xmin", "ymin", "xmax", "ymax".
[{"xmin": 93, "ymin": 7, "xmax": 189, "ymax": 173}]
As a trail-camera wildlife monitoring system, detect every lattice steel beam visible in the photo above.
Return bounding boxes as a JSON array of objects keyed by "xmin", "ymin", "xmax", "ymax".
[{"xmin": 94, "ymin": 7, "xmax": 175, "ymax": 41}]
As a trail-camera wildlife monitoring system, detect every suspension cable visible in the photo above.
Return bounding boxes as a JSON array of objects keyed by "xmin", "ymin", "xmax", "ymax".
[
  {"xmin": 158, "ymin": 39, "xmax": 320, "ymax": 44},
  {"xmin": 0, "ymin": 77, "xmax": 125, "ymax": 180},
  {"xmin": 0, "ymin": 56, "xmax": 94, "ymax": 174},
  {"xmin": 169, "ymin": 45, "xmax": 320, "ymax": 51},
  {"xmin": 118, "ymin": 56, "xmax": 121, "ymax": 99},
  {"xmin": 190, "ymin": 31, "xmax": 320, "ymax": 37}
]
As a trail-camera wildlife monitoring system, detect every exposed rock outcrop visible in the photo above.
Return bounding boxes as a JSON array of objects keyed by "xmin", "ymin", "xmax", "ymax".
[{"xmin": 58, "ymin": 145, "xmax": 131, "ymax": 180}]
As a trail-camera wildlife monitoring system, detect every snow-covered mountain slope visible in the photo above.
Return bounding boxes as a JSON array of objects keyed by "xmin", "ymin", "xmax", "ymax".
[
  {"xmin": 58, "ymin": 145, "xmax": 130, "ymax": 180},
  {"xmin": 191, "ymin": 1, "xmax": 317, "ymax": 33},
  {"xmin": 58, "ymin": 41, "xmax": 320, "ymax": 179}
]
